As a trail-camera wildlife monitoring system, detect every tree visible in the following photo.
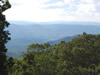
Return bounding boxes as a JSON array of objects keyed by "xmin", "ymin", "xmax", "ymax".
[
  {"xmin": 0, "ymin": 0, "xmax": 11, "ymax": 74},
  {"xmin": 8, "ymin": 33, "xmax": 100, "ymax": 75},
  {"xmin": 56, "ymin": 33, "xmax": 100, "ymax": 75}
]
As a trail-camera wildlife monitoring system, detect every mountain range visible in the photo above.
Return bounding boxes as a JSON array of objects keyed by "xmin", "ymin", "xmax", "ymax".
[
  {"xmin": 6, "ymin": 21, "xmax": 100, "ymax": 58},
  {"xmin": 49, "ymin": 35, "xmax": 78, "ymax": 45}
]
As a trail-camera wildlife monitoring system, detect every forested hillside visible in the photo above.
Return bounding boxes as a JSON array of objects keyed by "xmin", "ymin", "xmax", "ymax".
[{"xmin": 8, "ymin": 33, "xmax": 100, "ymax": 75}]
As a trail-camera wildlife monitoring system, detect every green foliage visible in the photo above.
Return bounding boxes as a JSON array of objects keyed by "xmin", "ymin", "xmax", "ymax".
[
  {"xmin": 8, "ymin": 33, "xmax": 100, "ymax": 75},
  {"xmin": 0, "ymin": 0, "xmax": 11, "ymax": 75}
]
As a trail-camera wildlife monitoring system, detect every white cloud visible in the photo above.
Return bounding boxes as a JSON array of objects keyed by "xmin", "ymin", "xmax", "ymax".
[
  {"xmin": 3, "ymin": 0, "xmax": 100, "ymax": 22},
  {"xmin": 96, "ymin": 2, "xmax": 100, "ymax": 6},
  {"xmin": 41, "ymin": 1, "xmax": 64, "ymax": 8},
  {"xmin": 76, "ymin": 4, "xmax": 96, "ymax": 16},
  {"xmin": 53, "ymin": 1, "xmax": 64, "ymax": 6},
  {"xmin": 80, "ymin": 0, "xmax": 94, "ymax": 4},
  {"xmin": 64, "ymin": 0, "xmax": 72, "ymax": 4}
]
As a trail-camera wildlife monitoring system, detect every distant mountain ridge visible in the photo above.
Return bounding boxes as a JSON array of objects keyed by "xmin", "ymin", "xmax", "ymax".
[
  {"xmin": 9, "ymin": 20, "xmax": 100, "ymax": 26},
  {"xmin": 7, "ymin": 35, "xmax": 78, "ymax": 58},
  {"xmin": 49, "ymin": 35, "xmax": 78, "ymax": 45},
  {"xmin": 6, "ymin": 21, "xmax": 100, "ymax": 58}
]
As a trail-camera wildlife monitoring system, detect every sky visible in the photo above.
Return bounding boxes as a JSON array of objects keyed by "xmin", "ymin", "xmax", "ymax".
[{"xmin": 3, "ymin": 0, "xmax": 100, "ymax": 22}]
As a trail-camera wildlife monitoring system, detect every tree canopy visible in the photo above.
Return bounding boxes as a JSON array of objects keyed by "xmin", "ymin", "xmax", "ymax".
[{"xmin": 8, "ymin": 33, "xmax": 100, "ymax": 75}]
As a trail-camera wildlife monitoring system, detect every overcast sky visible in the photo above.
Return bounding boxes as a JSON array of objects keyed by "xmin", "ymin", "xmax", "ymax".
[{"xmin": 3, "ymin": 0, "xmax": 100, "ymax": 22}]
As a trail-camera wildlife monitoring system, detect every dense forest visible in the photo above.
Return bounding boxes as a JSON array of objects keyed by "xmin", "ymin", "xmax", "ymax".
[{"xmin": 7, "ymin": 33, "xmax": 100, "ymax": 75}]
